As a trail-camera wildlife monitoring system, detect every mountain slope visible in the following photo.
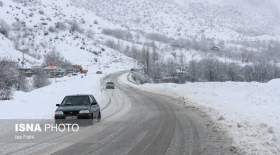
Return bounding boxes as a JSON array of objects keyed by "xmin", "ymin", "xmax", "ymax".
[
  {"xmin": 72, "ymin": 0, "xmax": 280, "ymax": 40},
  {"xmin": 0, "ymin": 0, "xmax": 129, "ymax": 67}
]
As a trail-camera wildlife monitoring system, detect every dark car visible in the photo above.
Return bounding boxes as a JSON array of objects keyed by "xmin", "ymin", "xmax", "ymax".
[
  {"xmin": 54, "ymin": 95, "xmax": 101, "ymax": 124},
  {"xmin": 106, "ymin": 82, "xmax": 115, "ymax": 89},
  {"xmin": 96, "ymin": 71, "xmax": 103, "ymax": 74}
]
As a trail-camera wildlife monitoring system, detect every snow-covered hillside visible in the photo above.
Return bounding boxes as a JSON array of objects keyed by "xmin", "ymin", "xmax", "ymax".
[
  {"xmin": 72, "ymin": 0, "xmax": 280, "ymax": 40},
  {"xmin": 0, "ymin": 0, "xmax": 126, "ymax": 67},
  {"xmin": 68, "ymin": 0, "xmax": 280, "ymax": 70},
  {"xmin": 0, "ymin": 0, "xmax": 135, "ymax": 117},
  {"xmin": 125, "ymin": 75, "xmax": 280, "ymax": 154}
]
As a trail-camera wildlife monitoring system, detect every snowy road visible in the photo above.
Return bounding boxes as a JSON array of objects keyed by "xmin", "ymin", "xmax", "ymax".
[{"xmin": 0, "ymin": 72, "xmax": 234, "ymax": 155}]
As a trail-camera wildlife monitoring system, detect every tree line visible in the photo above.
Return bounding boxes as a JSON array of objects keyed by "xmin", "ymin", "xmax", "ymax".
[{"xmin": 105, "ymin": 38, "xmax": 280, "ymax": 83}]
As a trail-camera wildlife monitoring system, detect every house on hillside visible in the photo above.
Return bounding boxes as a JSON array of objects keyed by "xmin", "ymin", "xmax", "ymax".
[
  {"xmin": 72, "ymin": 65, "xmax": 83, "ymax": 73},
  {"xmin": 175, "ymin": 66, "xmax": 188, "ymax": 83},
  {"xmin": 175, "ymin": 66, "xmax": 188, "ymax": 75},
  {"xmin": 210, "ymin": 46, "xmax": 220, "ymax": 51},
  {"xmin": 18, "ymin": 68, "xmax": 34, "ymax": 77},
  {"xmin": 44, "ymin": 65, "xmax": 65, "ymax": 78}
]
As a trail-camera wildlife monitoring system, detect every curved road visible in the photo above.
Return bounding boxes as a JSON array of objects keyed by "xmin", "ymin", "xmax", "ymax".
[{"xmin": 0, "ymin": 72, "xmax": 235, "ymax": 155}]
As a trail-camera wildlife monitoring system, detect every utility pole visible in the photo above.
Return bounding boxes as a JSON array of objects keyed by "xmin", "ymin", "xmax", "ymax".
[{"xmin": 21, "ymin": 52, "xmax": 25, "ymax": 68}]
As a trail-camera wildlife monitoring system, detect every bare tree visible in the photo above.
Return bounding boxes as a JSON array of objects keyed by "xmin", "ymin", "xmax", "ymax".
[
  {"xmin": 16, "ymin": 72, "xmax": 28, "ymax": 91},
  {"xmin": 102, "ymin": 29, "xmax": 133, "ymax": 41},
  {"xmin": 69, "ymin": 20, "xmax": 84, "ymax": 33},
  {"xmin": 188, "ymin": 60, "xmax": 200, "ymax": 82},
  {"xmin": 0, "ymin": 59, "xmax": 19, "ymax": 100},
  {"xmin": 43, "ymin": 51, "xmax": 71, "ymax": 68},
  {"xmin": 33, "ymin": 69, "xmax": 50, "ymax": 88},
  {"xmin": 0, "ymin": 19, "xmax": 10, "ymax": 37}
]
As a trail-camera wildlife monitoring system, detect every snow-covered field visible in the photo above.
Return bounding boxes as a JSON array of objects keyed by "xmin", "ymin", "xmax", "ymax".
[{"xmin": 122, "ymin": 73, "xmax": 280, "ymax": 154}]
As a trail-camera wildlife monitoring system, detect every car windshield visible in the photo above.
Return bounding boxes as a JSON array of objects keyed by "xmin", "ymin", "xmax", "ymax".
[{"xmin": 61, "ymin": 96, "xmax": 90, "ymax": 106}]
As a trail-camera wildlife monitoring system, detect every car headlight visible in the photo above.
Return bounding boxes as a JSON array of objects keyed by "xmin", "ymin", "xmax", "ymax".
[
  {"xmin": 79, "ymin": 110, "xmax": 90, "ymax": 114},
  {"xmin": 55, "ymin": 111, "xmax": 63, "ymax": 115}
]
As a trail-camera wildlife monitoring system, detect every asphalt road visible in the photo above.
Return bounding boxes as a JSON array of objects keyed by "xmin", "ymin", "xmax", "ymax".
[{"xmin": 0, "ymin": 72, "xmax": 235, "ymax": 155}]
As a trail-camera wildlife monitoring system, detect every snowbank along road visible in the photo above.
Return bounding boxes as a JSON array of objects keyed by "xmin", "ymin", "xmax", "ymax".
[{"xmin": 0, "ymin": 71, "xmax": 236, "ymax": 155}]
